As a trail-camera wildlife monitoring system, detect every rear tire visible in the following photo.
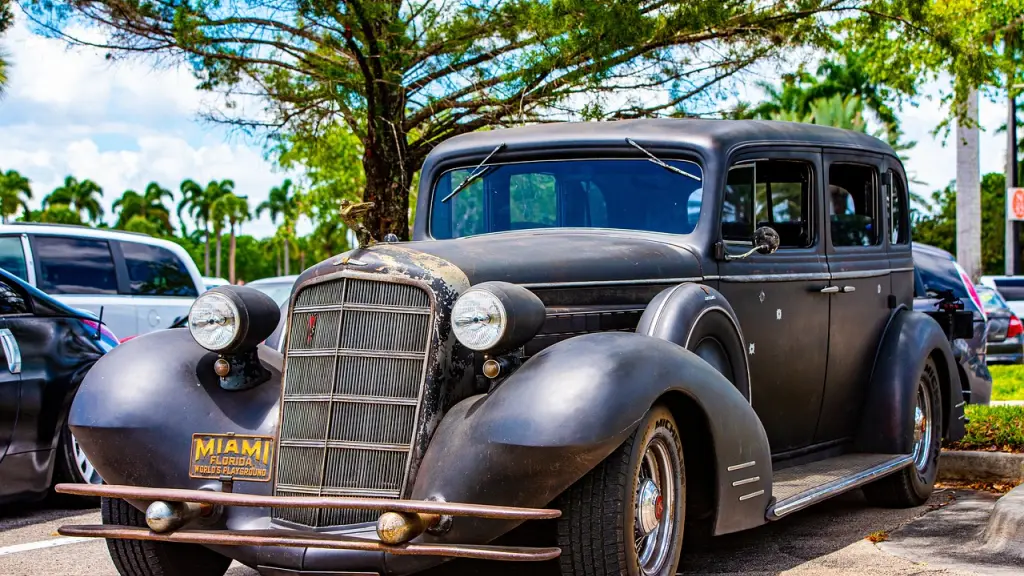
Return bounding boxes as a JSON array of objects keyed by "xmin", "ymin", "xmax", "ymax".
[
  {"xmin": 557, "ymin": 405, "xmax": 685, "ymax": 576},
  {"xmin": 101, "ymin": 497, "xmax": 231, "ymax": 576},
  {"xmin": 863, "ymin": 357, "xmax": 942, "ymax": 508}
]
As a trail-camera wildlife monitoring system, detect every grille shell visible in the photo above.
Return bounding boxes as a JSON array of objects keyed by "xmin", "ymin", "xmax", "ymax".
[{"xmin": 273, "ymin": 276, "xmax": 433, "ymax": 528}]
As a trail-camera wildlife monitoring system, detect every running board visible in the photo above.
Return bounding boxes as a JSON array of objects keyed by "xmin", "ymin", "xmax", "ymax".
[{"xmin": 767, "ymin": 453, "xmax": 913, "ymax": 520}]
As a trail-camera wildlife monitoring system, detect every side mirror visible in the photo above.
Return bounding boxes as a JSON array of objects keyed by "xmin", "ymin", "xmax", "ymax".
[{"xmin": 753, "ymin": 226, "xmax": 780, "ymax": 255}]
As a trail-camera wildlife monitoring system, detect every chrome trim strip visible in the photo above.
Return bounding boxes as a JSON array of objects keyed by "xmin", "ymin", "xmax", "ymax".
[
  {"xmin": 287, "ymin": 349, "xmax": 426, "ymax": 360},
  {"xmin": 955, "ymin": 401, "xmax": 966, "ymax": 408},
  {"xmin": 830, "ymin": 270, "xmax": 889, "ymax": 280},
  {"xmin": 19, "ymin": 234, "xmax": 35, "ymax": 286},
  {"xmin": 0, "ymin": 329, "xmax": 20, "ymax": 374},
  {"xmin": 739, "ymin": 490, "xmax": 765, "ymax": 501},
  {"xmin": 279, "ymin": 439, "xmax": 411, "ymax": 452},
  {"xmin": 768, "ymin": 455, "xmax": 913, "ymax": 519},
  {"xmin": 732, "ymin": 476, "xmax": 760, "ymax": 487},
  {"xmin": 719, "ymin": 273, "xmax": 832, "ymax": 283},
  {"xmin": 890, "ymin": 267, "xmax": 915, "ymax": 273},
  {"xmin": 293, "ymin": 303, "xmax": 431, "ymax": 315},
  {"xmin": 545, "ymin": 308, "xmax": 646, "ymax": 318},
  {"xmin": 520, "ymin": 277, "xmax": 701, "ymax": 289},
  {"xmin": 275, "ymin": 484, "xmax": 403, "ymax": 498},
  {"xmin": 283, "ymin": 395, "xmax": 419, "ymax": 406},
  {"xmin": 684, "ymin": 305, "xmax": 753, "ymax": 405},
  {"xmin": 647, "ymin": 283, "xmax": 684, "ymax": 336},
  {"xmin": 727, "ymin": 461, "xmax": 756, "ymax": 472}
]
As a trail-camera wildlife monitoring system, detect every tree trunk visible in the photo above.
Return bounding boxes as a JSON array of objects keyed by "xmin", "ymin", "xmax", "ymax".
[
  {"xmin": 203, "ymin": 227, "xmax": 211, "ymax": 276},
  {"xmin": 361, "ymin": 111, "xmax": 414, "ymax": 241},
  {"xmin": 284, "ymin": 236, "xmax": 291, "ymax": 276},
  {"xmin": 215, "ymin": 229, "xmax": 223, "ymax": 278},
  {"xmin": 276, "ymin": 251, "xmax": 281, "ymax": 277},
  {"xmin": 229, "ymin": 225, "xmax": 237, "ymax": 284},
  {"xmin": 300, "ymin": 251, "xmax": 305, "ymax": 271},
  {"xmin": 956, "ymin": 88, "xmax": 982, "ymax": 280}
]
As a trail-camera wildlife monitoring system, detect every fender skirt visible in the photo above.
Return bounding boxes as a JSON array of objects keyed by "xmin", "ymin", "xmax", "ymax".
[
  {"xmin": 855, "ymin": 309, "xmax": 966, "ymax": 454},
  {"xmin": 393, "ymin": 331, "xmax": 771, "ymax": 573}
]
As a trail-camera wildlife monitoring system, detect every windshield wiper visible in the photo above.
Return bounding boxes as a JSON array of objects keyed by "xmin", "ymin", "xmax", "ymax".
[
  {"xmin": 441, "ymin": 143, "xmax": 506, "ymax": 203},
  {"xmin": 626, "ymin": 138, "xmax": 702, "ymax": 182}
]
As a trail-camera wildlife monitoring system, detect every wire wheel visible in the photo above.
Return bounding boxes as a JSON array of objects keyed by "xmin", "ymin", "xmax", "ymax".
[
  {"xmin": 634, "ymin": 436, "xmax": 676, "ymax": 574},
  {"xmin": 72, "ymin": 432, "xmax": 103, "ymax": 485},
  {"xmin": 911, "ymin": 379, "xmax": 934, "ymax": 472}
]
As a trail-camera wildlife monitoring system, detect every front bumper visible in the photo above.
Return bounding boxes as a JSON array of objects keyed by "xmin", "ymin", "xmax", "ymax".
[{"xmin": 56, "ymin": 484, "xmax": 561, "ymax": 566}]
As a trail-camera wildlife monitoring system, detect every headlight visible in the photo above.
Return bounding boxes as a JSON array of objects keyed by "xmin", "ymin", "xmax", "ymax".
[
  {"xmin": 451, "ymin": 282, "xmax": 545, "ymax": 354},
  {"xmin": 188, "ymin": 286, "xmax": 281, "ymax": 353}
]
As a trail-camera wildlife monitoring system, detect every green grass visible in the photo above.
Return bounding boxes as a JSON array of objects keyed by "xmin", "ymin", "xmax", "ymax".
[
  {"xmin": 943, "ymin": 405, "xmax": 1024, "ymax": 453},
  {"xmin": 989, "ymin": 365, "xmax": 1024, "ymax": 401}
]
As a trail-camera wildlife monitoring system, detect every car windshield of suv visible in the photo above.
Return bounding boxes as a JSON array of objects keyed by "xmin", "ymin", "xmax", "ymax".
[
  {"xmin": 430, "ymin": 158, "xmax": 703, "ymax": 239},
  {"xmin": 250, "ymin": 281, "xmax": 294, "ymax": 306}
]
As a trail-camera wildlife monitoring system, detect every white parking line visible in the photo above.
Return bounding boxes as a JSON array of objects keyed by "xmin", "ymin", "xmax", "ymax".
[{"xmin": 0, "ymin": 537, "xmax": 94, "ymax": 557}]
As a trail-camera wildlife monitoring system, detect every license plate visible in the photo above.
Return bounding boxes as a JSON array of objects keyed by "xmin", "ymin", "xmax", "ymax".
[{"xmin": 189, "ymin": 433, "xmax": 274, "ymax": 482}]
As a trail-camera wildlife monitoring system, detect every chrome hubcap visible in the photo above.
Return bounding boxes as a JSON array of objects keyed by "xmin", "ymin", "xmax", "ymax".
[
  {"xmin": 912, "ymin": 382, "xmax": 933, "ymax": 472},
  {"xmin": 634, "ymin": 436, "xmax": 675, "ymax": 575},
  {"xmin": 72, "ymin": 433, "xmax": 102, "ymax": 485}
]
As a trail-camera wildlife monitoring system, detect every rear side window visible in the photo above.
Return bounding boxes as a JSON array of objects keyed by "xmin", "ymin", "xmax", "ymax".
[
  {"xmin": 829, "ymin": 163, "xmax": 878, "ymax": 247},
  {"xmin": 993, "ymin": 278, "xmax": 1024, "ymax": 302},
  {"xmin": 0, "ymin": 237, "xmax": 28, "ymax": 281},
  {"xmin": 34, "ymin": 236, "xmax": 118, "ymax": 295},
  {"xmin": 915, "ymin": 252, "xmax": 967, "ymax": 299},
  {"xmin": 121, "ymin": 242, "xmax": 198, "ymax": 297}
]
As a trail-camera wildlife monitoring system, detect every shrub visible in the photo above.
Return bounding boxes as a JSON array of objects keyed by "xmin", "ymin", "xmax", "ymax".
[{"xmin": 943, "ymin": 405, "xmax": 1024, "ymax": 453}]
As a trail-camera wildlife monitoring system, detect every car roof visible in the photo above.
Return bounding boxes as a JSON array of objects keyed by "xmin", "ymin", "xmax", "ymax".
[
  {"xmin": 911, "ymin": 242, "xmax": 954, "ymax": 261},
  {"xmin": 248, "ymin": 275, "xmax": 299, "ymax": 285},
  {"xmin": 428, "ymin": 119, "xmax": 898, "ymax": 162}
]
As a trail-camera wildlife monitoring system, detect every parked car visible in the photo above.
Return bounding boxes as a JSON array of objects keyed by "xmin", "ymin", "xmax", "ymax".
[
  {"xmin": 978, "ymin": 275, "xmax": 1024, "ymax": 317},
  {"xmin": 975, "ymin": 285, "xmax": 1024, "ymax": 364},
  {"xmin": 0, "ymin": 224, "xmax": 204, "ymax": 340},
  {"xmin": 202, "ymin": 276, "xmax": 230, "ymax": 291},
  {"xmin": 58, "ymin": 120, "xmax": 968, "ymax": 576},
  {"xmin": 911, "ymin": 243, "xmax": 993, "ymax": 404},
  {"xmin": 0, "ymin": 268, "xmax": 118, "ymax": 504},
  {"xmin": 246, "ymin": 274, "xmax": 298, "ymax": 306}
]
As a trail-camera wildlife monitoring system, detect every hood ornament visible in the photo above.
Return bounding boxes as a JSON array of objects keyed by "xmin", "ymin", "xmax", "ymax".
[
  {"xmin": 334, "ymin": 256, "xmax": 368, "ymax": 267},
  {"xmin": 339, "ymin": 200, "xmax": 376, "ymax": 247}
]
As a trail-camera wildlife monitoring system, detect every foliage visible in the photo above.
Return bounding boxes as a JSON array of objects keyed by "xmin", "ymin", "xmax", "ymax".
[
  {"xmin": 22, "ymin": 205, "xmax": 84, "ymax": 225},
  {"xmin": 211, "ymin": 192, "xmax": 250, "ymax": 283},
  {"xmin": 943, "ymin": 405, "xmax": 1024, "ymax": 453},
  {"xmin": 0, "ymin": 169, "xmax": 31, "ymax": 223},
  {"xmin": 913, "ymin": 173, "xmax": 1007, "ymax": 274},
  {"xmin": 45, "ymin": 176, "xmax": 104, "ymax": 224},
  {"xmin": 113, "ymin": 182, "xmax": 174, "ymax": 234},
  {"xmin": 31, "ymin": 0, "xmax": 1021, "ymax": 240},
  {"xmin": 989, "ymin": 364, "xmax": 1024, "ymax": 401},
  {"xmin": 0, "ymin": 0, "xmax": 10, "ymax": 99},
  {"xmin": 256, "ymin": 179, "xmax": 299, "ymax": 275}
]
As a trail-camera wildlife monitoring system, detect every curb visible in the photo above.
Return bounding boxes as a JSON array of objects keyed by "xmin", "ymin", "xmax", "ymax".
[
  {"xmin": 981, "ymin": 484, "xmax": 1024, "ymax": 559},
  {"xmin": 939, "ymin": 451, "xmax": 1024, "ymax": 483}
]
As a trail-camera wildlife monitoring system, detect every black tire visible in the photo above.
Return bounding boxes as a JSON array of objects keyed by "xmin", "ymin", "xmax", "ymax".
[
  {"xmin": 557, "ymin": 405, "xmax": 685, "ymax": 576},
  {"xmin": 101, "ymin": 497, "xmax": 231, "ymax": 576},
  {"xmin": 52, "ymin": 422, "xmax": 102, "ymax": 505},
  {"xmin": 863, "ymin": 357, "xmax": 942, "ymax": 508}
]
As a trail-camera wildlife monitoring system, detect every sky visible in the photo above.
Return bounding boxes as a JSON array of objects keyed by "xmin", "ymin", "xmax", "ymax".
[{"xmin": 0, "ymin": 16, "xmax": 1015, "ymax": 240}]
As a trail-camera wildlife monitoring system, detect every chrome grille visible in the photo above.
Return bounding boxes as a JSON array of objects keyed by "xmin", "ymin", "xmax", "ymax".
[{"xmin": 273, "ymin": 277, "xmax": 432, "ymax": 527}]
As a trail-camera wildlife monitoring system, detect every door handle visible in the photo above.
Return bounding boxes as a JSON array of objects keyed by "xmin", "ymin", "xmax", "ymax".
[
  {"xmin": 820, "ymin": 286, "xmax": 840, "ymax": 294},
  {"xmin": 0, "ymin": 328, "xmax": 21, "ymax": 374},
  {"xmin": 841, "ymin": 286, "xmax": 856, "ymax": 293}
]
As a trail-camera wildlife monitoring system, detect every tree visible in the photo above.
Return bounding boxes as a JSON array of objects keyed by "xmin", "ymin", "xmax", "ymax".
[
  {"xmin": 211, "ymin": 193, "xmax": 249, "ymax": 284},
  {"xmin": 913, "ymin": 173, "xmax": 1007, "ymax": 274},
  {"xmin": 35, "ymin": 0, "xmax": 1011, "ymax": 240},
  {"xmin": 0, "ymin": 169, "xmax": 31, "ymax": 223},
  {"xmin": 45, "ymin": 176, "xmax": 104, "ymax": 224},
  {"xmin": 0, "ymin": 0, "xmax": 11, "ymax": 99},
  {"xmin": 199, "ymin": 180, "xmax": 235, "ymax": 278},
  {"xmin": 178, "ymin": 179, "xmax": 213, "ymax": 275},
  {"xmin": 256, "ymin": 179, "xmax": 299, "ymax": 275},
  {"xmin": 113, "ymin": 182, "xmax": 174, "ymax": 235}
]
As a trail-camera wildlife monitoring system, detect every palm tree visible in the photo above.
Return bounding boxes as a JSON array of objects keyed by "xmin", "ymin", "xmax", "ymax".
[
  {"xmin": 0, "ymin": 49, "xmax": 8, "ymax": 101},
  {"xmin": 256, "ymin": 179, "xmax": 298, "ymax": 275},
  {"xmin": 212, "ymin": 193, "xmax": 249, "ymax": 284},
  {"xmin": 44, "ymin": 176, "xmax": 104, "ymax": 224},
  {"xmin": 0, "ymin": 169, "xmax": 32, "ymax": 223},
  {"xmin": 113, "ymin": 182, "xmax": 174, "ymax": 235},
  {"xmin": 194, "ymin": 180, "xmax": 234, "ymax": 278},
  {"xmin": 177, "ymin": 179, "xmax": 210, "ymax": 273}
]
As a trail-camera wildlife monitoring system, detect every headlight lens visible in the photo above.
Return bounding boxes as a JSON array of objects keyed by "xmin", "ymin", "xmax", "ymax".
[
  {"xmin": 451, "ymin": 289, "xmax": 507, "ymax": 351},
  {"xmin": 188, "ymin": 292, "xmax": 241, "ymax": 351}
]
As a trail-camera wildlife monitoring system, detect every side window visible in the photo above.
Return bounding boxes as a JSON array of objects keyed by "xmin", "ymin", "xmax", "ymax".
[
  {"xmin": 829, "ymin": 163, "xmax": 878, "ymax": 247},
  {"xmin": 121, "ymin": 242, "xmax": 199, "ymax": 297},
  {"xmin": 0, "ymin": 237, "xmax": 28, "ymax": 281},
  {"xmin": 34, "ymin": 236, "xmax": 118, "ymax": 295},
  {"xmin": 722, "ymin": 160, "xmax": 813, "ymax": 248},
  {"xmin": 888, "ymin": 170, "xmax": 909, "ymax": 244},
  {"xmin": 0, "ymin": 278, "xmax": 29, "ymax": 315}
]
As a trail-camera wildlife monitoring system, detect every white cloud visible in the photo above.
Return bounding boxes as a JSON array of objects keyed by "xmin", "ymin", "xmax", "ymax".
[{"xmin": 0, "ymin": 16, "xmax": 291, "ymax": 238}]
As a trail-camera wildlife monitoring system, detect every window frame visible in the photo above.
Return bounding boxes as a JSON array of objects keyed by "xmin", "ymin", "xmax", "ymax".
[
  {"xmin": 885, "ymin": 167, "xmax": 911, "ymax": 247},
  {"xmin": 117, "ymin": 239, "xmax": 199, "ymax": 298},
  {"xmin": 825, "ymin": 159, "xmax": 883, "ymax": 250},
  {"xmin": 28, "ymin": 234, "xmax": 127, "ymax": 296}
]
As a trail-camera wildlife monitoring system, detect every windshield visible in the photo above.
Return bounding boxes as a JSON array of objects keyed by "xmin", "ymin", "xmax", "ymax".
[
  {"xmin": 249, "ymin": 281, "xmax": 294, "ymax": 306},
  {"xmin": 430, "ymin": 158, "xmax": 703, "ymax": 239}
]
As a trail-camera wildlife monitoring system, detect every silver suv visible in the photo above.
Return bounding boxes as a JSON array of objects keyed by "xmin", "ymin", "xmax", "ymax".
[{"xmin": 0, "ymin": 224, "xmax": 204, "ymax": 339}]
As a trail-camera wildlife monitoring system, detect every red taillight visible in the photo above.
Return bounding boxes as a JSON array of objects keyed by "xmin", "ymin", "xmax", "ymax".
[
  {"xmin": 1008, "ymin": 315, "xmax": 1023, "ymax": 339},
  {"xmin": 955, "ymin": 263, "xmax": 988, "ymax": 322},
  {"xmin": 119, "ymin": 335, "xmax": 137, "ymax": 343}
]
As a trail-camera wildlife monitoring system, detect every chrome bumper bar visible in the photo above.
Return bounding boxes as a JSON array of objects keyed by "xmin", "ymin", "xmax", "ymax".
[{"xmin": 54, "ymin": 484, "xmax": 561, "ymax": 562}]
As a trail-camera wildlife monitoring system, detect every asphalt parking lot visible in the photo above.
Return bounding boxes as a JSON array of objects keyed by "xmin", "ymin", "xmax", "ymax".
[{"xmin": 0, "ymin": 488, "xmax": 1001, "ymax": 576}]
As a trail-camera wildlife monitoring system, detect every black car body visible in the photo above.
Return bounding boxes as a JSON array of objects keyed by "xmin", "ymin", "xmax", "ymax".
[
  {"xmin": 60, "ymin": 120, "xmax": 968, "ymax": 576},
  {"xmin": 911, "ymin": 243, "xmax": 993, "ymax": 404},
  {"xmin": 0, "ymin": 268, "xmax": 118, "ymax": 504},
  {"xmin": 975, "ymin": 285, "xmax": 1024, "ymax": 364}
]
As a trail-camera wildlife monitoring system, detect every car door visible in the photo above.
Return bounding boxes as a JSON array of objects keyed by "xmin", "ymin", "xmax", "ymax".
[
  {"xmin": 815, "ymin": 151, "xmax": 893, "ymax": 444},
  {"xmin": 28, "ymin": 234, "xmax": 138, "ymax": 338},
  {"xmin": 716, "ymin": 148, "xmax": 831, "ymax": 454},
  {"xmin": 0, "ymin": 314, "xmax": 17, "ymax": 466},
  {"xmin": 115, "ymin": 240, "xmax": 199, "ymax": 333}
]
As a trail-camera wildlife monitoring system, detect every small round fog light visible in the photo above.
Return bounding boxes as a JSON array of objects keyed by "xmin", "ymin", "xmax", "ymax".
[{"xmin": 214, "ymin": 357, "xmax": 231, "ymax": 377}]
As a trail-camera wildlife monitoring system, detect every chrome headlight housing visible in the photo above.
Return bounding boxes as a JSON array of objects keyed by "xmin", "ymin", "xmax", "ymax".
[
  {"xmin": 451, "ymin": 282, "xmax": 546, "ymax": 354},
  {"xmin": 188, "ymin": 286, "xmax": 280, "ymax": 354}
]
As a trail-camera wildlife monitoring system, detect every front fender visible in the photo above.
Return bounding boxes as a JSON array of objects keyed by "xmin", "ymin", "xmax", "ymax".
[
  {"xmin": 394, "ymin": 331, "xmax": 771, "ymax": 573},
  {"xmin": 68, "ymin": 328, "xmax": 282, "ymax": 503}
]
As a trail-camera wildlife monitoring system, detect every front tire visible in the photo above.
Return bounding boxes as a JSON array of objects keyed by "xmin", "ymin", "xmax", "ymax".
[
  {"xmin": 863, "ymin": 357, "xmax": 942, "ymax": 507},
  {"xmin": 558, "ymin": 405, "xmax": 685, "ymax": 576},
  {"xmin": 102, "ymin": 497, "xmax": 231, "ymax": 576}
]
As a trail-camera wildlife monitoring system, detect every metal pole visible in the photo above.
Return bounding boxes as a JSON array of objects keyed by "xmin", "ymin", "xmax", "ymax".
[{"xmin": 1008, "ymin": 32, "xmax": 1020, "ymax": 274}]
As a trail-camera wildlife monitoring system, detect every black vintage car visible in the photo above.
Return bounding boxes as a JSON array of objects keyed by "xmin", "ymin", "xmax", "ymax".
[
  {"xmin": 0, "ymin": 268, "xmax": 118, "ymax": 504},
  {"xmin": 59, "ymin": 120, "xmax": 968, "ymax": 576}
]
